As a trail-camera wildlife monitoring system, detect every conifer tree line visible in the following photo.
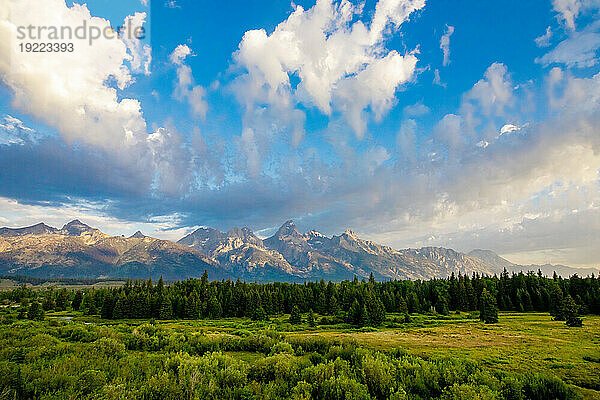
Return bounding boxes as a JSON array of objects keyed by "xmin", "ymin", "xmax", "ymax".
[{"xmin": 3, "ymin": 269, "xmax": 599, "ymax": 325}]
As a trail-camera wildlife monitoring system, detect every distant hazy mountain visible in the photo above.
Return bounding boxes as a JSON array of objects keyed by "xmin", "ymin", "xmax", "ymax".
[
  {"xmin": 468, "ymin": 249, "xmax": 598, "ymax": 277},
  {"xmin": 1, "ymin": 220, "xmax": 595, "ymax": 281},
  {"xmin": 468, "ymin": 249, "xmax": 515, "ymax": 272}
]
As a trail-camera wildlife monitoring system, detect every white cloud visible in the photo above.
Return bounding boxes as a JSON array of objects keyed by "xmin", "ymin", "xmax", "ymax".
[
  {"xmin": 333, "ymin": 50, "xmax": 418, "ymax": 138},
  {"xmin": 463, "ymin": 63, "xmax": 513, "ymax": 117},
  {"xmin": 396, "ymin": 119, "xmax": 417, "ymax": 162},
  {"xmin": 537, "ymin": 29, "xmax": 600, "ymax": 68},
  {"xmin": 550, "ymin": 0, "xmax": 600, "ymax": 30},
  {"xmin": 434, "ymin": 113, "xmax": 464, "ymax": 150},
  {"xmin": 0, "ymin": 0, "xmax": 201, "ymax": 196},
  {"xmin": 552, "ymin": 0, "xmax": 582, "ymax": 29},
  {"xmin": 535, "ymin": 26, "xmax": 553, "ymax": 47},
  {"xmin": 170, "ymin": 44, "xmax": 191, "ymax": 65},
  {"xmin": 433, "ymin": 68, "xmax": 445, "ymax": 87},
  {"xmin": 0, "ymin": 0, "xmax": 146, "ymax": 156},
  {"xmin": 440, "ymin": 24, "xmax": 454, "ymax": 66},
  {"xmin": 499, "ymin": 123, "xmax": 520, "ymax": 135},
  {"xmin": 403, "ymin": 102, "xmax": 430, "ymax": 117},
  {"xmin": 121, "ymin": 12, "xmax": 152, "ymax": 75},
  {"xmin": 233, "ymin": 0, "xmax": 424, "ymax": 140},
  {"xmin": 0, "ymin": 114, "xmax": 35, "ymax": 145},
  {"xmin": 164, "ymin": 0, "xmax": 180, "ymax": 9},
  {"xmin": 170, "ymin": 44, "xmax": 208, "ymax": 120}
]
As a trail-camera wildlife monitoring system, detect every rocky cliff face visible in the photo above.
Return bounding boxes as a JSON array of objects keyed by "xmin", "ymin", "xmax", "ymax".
[
  {"xmin": 2, "ymin": 220, "xmax": 593, "ymax": 281},
  {"xmin": 0, "ymin": 220, "xmax": 219, "ymax": 280}
]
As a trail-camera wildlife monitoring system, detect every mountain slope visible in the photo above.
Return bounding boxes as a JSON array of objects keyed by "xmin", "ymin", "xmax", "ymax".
[
  {"xmin": 2, "ymin": 220, "xmax": 594, "ymax": 281},
  {"xmin": 263, "ymin": 221, "xmax": 495, "ymax": 280},
  {"xmin": 0, "ymin": 220, "xmax": 220, "ymax": 280},
  {"xmin": 178, "ymin": 226, "xmax": 298, "ymax": 279},
  {"xmin": 0, "ymin": 223, "xmax": 58, "ymax": 237}
]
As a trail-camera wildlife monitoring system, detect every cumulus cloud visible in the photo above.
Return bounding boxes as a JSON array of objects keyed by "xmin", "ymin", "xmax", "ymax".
[
  {"xmin": 440, "ymin": 24, "xmax": 454, "ymax": 66},
  {"xmin": 0, "ymin": 0, "xmax": 146, "ymax": 155},
  {"xmin": 233, "ymin": 0, "xmax": 424, "ymax": 140},
  {"xmin": 0, "ymin": 0, "xmax": 208, "ymax": 197},
  {"xmin": 463, "ymin": 63, "xmax": 513, "ymax": 117},
  {"xmin": 553, "ymin": 0, "xmax": 583, "ymax": 29},
  {"xmin": 170, "ymin": 44, "xmax": 208, "ymax": 120},
  {"xmin": 0, "ymin": 115, "xmax": 35, "ymax": 145}
]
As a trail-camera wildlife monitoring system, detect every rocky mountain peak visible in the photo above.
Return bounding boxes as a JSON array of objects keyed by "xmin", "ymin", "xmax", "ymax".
[
  {"xmin": 60, "ymin": 219, "xmax": 95, "ymax": 236},
  {"xmin": 307, "ymin": 230, "xmax": 327, "ymax": 238},
  {"xmin": 275, "ymin": 220, "xmax": 302, "ymax": 238},
  {"xmin": 342, "ymin": 229, "xmax": 358, "ymax": 238},
  {"xmin": 226, "ymin": 227, "xmax": 262, "ymax": 247},
  {"xmin": 129, "ymin": 231, "xmax": 146, "ymax": 239},
  {"xmin": 227, "ymin": 227, "xmax": 252, "ymax": 238},
  {"xmin": 0, "ymin": 222, "xmax": 58, "ymax": 237}
]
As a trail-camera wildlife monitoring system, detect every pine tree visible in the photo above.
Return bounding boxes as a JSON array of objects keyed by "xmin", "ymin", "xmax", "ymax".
[
  {"xmin": 366, "ymin": 292, "xmax": 386, "ymax": 326},
  {"xmin": 27, "ymin": 301, "xmax": 44, "ymax": 320},
  {"xmin": 157, "ymin": 276, "xmax": 165, "ymax": 294},
  {"xmin": 289, "ymin": 305, "xmax": 302, "ymax": 324},
  {"xmin": 42, "ymin": 293, "xmax": 55, "ymax": 311},
  {"xmin": 479, "ymin": 288, "xmax": 499, "ymax": 324},
  {"xmin": 207, "ymin": 295, "xmax": 222, "ymax": 319},
  {"xmin": 360, "ymin": 304, "xmax": 370, "ymax": 326},
  {"xmin": 72, "ymin": 290, "xmax": 83, "ymax": 311},
  {"xmin": 397, "ymin": 296, "xmax": 408, "ymax": 315},
  {"xmin": 82, "ymin": 293, "xmax": 97, "ymax": 315},
  {"xmin": 186, "ymin": 293, "xmax": 200, "ymax": 319},
  {"xmin": 550, "ymin": 284, "xmax": 565, "ymax": 320},
  {"xmin": 159, "ymin": 296, "xmax": 173, "ymax": 320},
  {"xmin": 112, "ymin": 295, "xmax": 126, "ymax": 319},
  {"xmin": 100, "ymin": 292, "xmax": 114, "ymax": 319},
  {"xmin": 347, "ymin": 299, "xmax": 365, "ymax": 326},
  {"xmin": 55, "ymin": 289, "xmax": 70, "ymax": 311},
  {"xmin": 435, "ymin": 297, "xmax": 449, "ymax": 315},
  {"xmin": 564, "ymin": 295, "xmax": 583, "ymax": 327},
  {"xmin": 307, "ymin": 309, "xmax": 316, "ymax": 327},
  {"xmin": 252, "ymin": 306, "xmax": 267, "ymax": 321},
  {"xmin": 329, "ymin": 295, "xmax": 340, "ymax": 315}
]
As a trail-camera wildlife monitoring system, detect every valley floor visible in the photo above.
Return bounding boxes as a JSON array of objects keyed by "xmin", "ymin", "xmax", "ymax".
[{"xmin": 1, "ymin": 311, "xmax": 598, "ymax": 399}]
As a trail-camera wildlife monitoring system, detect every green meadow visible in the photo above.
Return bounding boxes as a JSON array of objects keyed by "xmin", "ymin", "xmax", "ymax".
[{"xmin": 1, "ymin": 309, "xmax": 598, "ymax": 399}]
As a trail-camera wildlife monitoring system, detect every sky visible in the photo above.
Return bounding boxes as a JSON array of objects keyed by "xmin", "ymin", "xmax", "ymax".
[{"xmin": 0, "ymin": 0, "xmax": 599, "ymax": 268}]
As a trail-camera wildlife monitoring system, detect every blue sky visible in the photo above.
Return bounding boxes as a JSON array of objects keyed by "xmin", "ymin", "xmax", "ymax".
[{"xmin": 1, "ymin": 0, "xmax": 599, "ymax": 267}]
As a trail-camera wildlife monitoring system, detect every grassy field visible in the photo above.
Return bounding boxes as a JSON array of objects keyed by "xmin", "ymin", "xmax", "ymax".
[
  {"xmin": 0, "ymin": 278, "xmax": 127, "ymax": 291},
  {"xmin": 1, "ymin": 309, "xmax": 598, "ymax": 398},
  {"xmin": 286, "ymin": 313, "xmax": 600, "ymax": 398},
  {"xmin": 51, "ymin": 311, "xmax": 600, "ymax": 398}
]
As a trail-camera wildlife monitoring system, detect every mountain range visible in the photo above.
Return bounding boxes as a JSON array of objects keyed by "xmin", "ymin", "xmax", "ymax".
[{"xmin": 0, "ymin": 220, "xmax": 597, "ymax": 281}]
